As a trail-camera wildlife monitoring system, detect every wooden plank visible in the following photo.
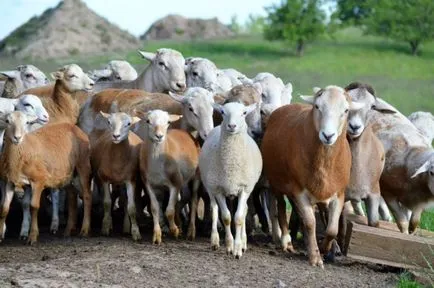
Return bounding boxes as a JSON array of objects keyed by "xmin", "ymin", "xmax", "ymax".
[
  {"xmin": 344, "ymin": 221, "xmax": 434, "ymax": 269},
  {"xmin": 345, "ymin": 213, "xmax": 434, "ymax": 238}
]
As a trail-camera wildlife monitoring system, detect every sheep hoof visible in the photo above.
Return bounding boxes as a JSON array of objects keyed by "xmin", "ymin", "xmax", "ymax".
[
  {"xmin": 152, "ymin": 229, "xmax": 162, "ymax": 245},
  {"xmin": 131, "ymin": 227, "xmax": 142, "ymax": 242},
  {"xmin": 50, "ymin": 229, "xmax": 58, "ymax": 235},
  {"xmin": 170, "ymin": 226, "xmax": 180, "ymax": 239},
  {"xmin": 187, "ymin": 227, "xmax": 196, "ymax": 241},
  {"xmin": 309, "ymin": 254, "xmax": 324, "ymax": 269},
  {"xmin": 79, "ymin": 229, "xmax": 89, "ymax": 238},
  {"xmin": 20, "ymin": 234, "xmax": 28, "ymax": 241},
  {"xmin": 235, "ymin": 254, "xmax": 240, "ymax": 260},
  {"xmin": 211, "ymin": 244, "xmax": 219, "ymax": 251}
]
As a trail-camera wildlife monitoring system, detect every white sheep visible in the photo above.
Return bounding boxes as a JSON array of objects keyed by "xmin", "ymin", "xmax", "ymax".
[
  {"xmin": 199, "ymin": 102, "xmax": 262, "ymax": 258},
  {"xmin": 252, "ymin": 72, "xmax": 292, "ymax": 107},
  {"xmin": 185, "ymin": 57, "xmax": 233, "ymax": 93},
  {"xmin": 94, "ymin": 49, "xmax": 186, "ymax": 93},
  {"xmin": 88, "ymin": 60, "xmax": 138, "ymax": 82},
  {"xmin": 408, "ymin": 111, "xmax": 434, "ymax": 144},
  {"xmin": 0, "ymin": 65, "xmax": 49, "ymax": 98}
]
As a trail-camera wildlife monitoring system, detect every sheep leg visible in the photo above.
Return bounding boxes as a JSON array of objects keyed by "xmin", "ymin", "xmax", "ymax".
[
  {"xmin": 209, "ymin": 192, "xmax": 220, "ymax": 250},
  {"xmin": 409, "ymin": 208, "xmax": 423, "ymax": 234},
  {"xmin": 366, "ymin": 193, "xmax": 380, "ymax": 227},
  {"xmin": 165, "ymin": 185, "xmax": 180, "ymax": 238},
  {"xmin": 19, "ymin": 186, "xmax": 32, "ymax": 240},
  {"xmin": 28, "ymin": 182, "xmax": 44, "ymax": 245},
  {"xmin": 122, "ymin": 191, "xmax": 131, "ymax": 235},
  {"xmin": 254, "ymin": 187, "xmax": 269, "ymax": 234},
  {"xmin": 146, "ymin": 183, "xmax": 162, "ymax": 244},
  {"xmin": 78, "ymin": 177, "xmax": 92, "ymax": 238},
  {"xmin": 322, "ymin": 193, "xmax": 344, "ymax": 263},
  {"xmin": 0, "ymin": 182, "xmax": 14, "ymax": 242},
  {"xmin": 269, "ymin": 192, "xmax": 281, "ymax": 244},
  {"xmin": 101, "ymin": 182, "xmax": 112, "ymax": 236},
  {"xmin": 294, "ymin": 191, "xmax": 323, "ymax": 268},
  {"xmin": 50, "ymin": 189, "xmax": 60, "ymax": 234},
  {"xmin": 234, "ymin": 191, "xmax": 249, "ymax": 259},
  {"xmin": 126, "ymin": 181, "xmax": 141, "ymax": 241},
  {"xmin": 384, "ymin": 197, "xmax": 409, "ymax": 233},
  {"xmin": 378, "ymin": 197, "xmax": 392, "ymax": 222},
  {"xmin": 260, "ymin": 189, "xmax": 271, "ymax": 234},
  {"xmin": 215, "ymin": 193, "xmax": 234, "ymax": 255},
  {"xmin": 277, "ymin": 194, "xmax": 294, "ymax": 253},
  {"xmin": 187, "ymin": 177, "xmax": 200, "ymax": 240},
  {"xmin": 351, "ymin": 200, "xmax": 366, "ymax": 217},
  {"xmin": 64, "ymin": 185, "xmax": 78, "ymax": 236}
]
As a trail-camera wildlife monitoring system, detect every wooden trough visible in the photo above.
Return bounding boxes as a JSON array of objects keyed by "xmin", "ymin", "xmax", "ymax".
[{"xmin": 343, "ymin": 214, "xmax": 434, "ymax": 270}]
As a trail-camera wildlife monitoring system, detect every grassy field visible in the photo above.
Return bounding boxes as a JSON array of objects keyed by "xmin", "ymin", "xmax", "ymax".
[{"xmin": 0, "ymin": 28, "xmax": 433, "ymax": 232}]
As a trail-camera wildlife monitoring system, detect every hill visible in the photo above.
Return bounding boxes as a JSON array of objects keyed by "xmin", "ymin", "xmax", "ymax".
[
  {"xmin": 0, "ymin": 0, "xmax": 140, "ymax": 59},
  {"xmin": 141, "ymin": 14, "xmax": 234, "ymax": 41}
]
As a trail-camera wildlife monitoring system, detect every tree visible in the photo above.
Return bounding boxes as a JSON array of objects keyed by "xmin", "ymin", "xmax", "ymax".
[
  {"xmin": 244, "ymin": 14, "xmax": 265, "ymax": 35},
  {"xmin": 264, "ymin": 0, "xmax": 326, "ymax": 57},
  {"xmin": 331, "ymin": 0, "xmax": 372, "ymax": 26},
  {"xmin": 364, "ymin": 0, "xmax": 434, "ymax": 55},
  {"xmin": 229, "ymin": 14, "xmax": 241, "ymax": 34}
]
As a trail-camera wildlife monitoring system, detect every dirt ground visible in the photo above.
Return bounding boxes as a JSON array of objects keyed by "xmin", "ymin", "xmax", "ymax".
[{"xmin": 0, "ymin": 227, "xmax": 399, "ymax": 288}]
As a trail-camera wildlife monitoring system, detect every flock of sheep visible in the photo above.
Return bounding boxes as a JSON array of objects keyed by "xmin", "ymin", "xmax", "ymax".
[{"xmin": 0, "ymin": 48, "xmax": 433, "ymax": 268}]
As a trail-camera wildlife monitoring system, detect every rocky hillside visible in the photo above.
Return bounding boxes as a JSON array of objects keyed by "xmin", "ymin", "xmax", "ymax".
[
  {"xmin": 141, "ymin": 14, "xmax": 234, "ymax": 41},
  {"xmin": 0, "ymin": 0, "xmax": 140, "ymax": 59}
]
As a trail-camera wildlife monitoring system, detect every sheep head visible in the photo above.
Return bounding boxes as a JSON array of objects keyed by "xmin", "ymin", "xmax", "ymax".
[{"xmin": 50, "ymin": 64, "xmax": 95, "ymax": 92}]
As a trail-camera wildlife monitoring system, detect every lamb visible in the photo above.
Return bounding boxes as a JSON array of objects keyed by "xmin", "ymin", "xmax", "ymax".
[
  {"xmin": 348, "ymin": 83, "xmax": 434, "ymax": 234},
  {"xmin": 340, "ymin": 82, "xmax": 398, "ymax": 242},
  {"xmin": 261, "ymin": 85, "xmax": 363, "ymax": 267},
  {"xmin": 408, "ymin": 111, "xmax": 434, "ymax": 144},
  {"xmin": 252, "ymin": 72, "xmax": 292, "ymax": 107},
  {"xmin": 88, "ymin": 60, "xmax": 138, "ymax": 82},
  {"xmin": 199, "ymin": 102, "xmax": 262, "ymax": 258},
  {"xmin": 90, "ymin": 110, "xmax": 142, "ymax": 241},
  {"xmin": 93, "ymin": 49, "xmax": 186, "ymax": 93},
  {"xmin": 0, "ymin": 111, "xmax": 92, "ymax": 244},
  {"xmin": 0, "ymin": 65, "xmax": 49, "ymax": 98},
  {"xmin": 138, "ymin": 110, "xmax": 200, "ymax": 243},
  {"xmin": 185, "ymin": 57, "xmax": 234, "ymax": 93}
]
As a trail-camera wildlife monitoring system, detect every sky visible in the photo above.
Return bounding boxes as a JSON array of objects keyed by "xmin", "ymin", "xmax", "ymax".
[{"xmin": 0, "ymin": 0, "xmax": 280, "ymax": 40}]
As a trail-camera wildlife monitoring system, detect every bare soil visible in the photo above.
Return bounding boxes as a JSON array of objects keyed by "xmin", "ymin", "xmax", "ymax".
[{"xmin": 0, "ymin": 228, "xmax": 399, "ymax": 288}]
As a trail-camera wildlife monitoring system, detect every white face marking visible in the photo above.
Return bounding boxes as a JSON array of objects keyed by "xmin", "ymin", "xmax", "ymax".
[
  {"xmin": 15, "ymin": 94, "xmax": 50, "ymax": 124},
  {"xmin": 145, "ymin": 110, "xmax": 172, "ymax": 143},
  {"xmin": 217, "ymin": 102, "xmax": 257, "ymax": 135},
  {"xmin": 153, "ymin": 49, "xmax": 186, "ymax": 92},
  {"xmin": 105, "ymin": 112, "xmax": 133, "ymax": 144},
  {"xmin": 2, "ymin": 111, "xmax": 39, "ymax": 145},
  {"xmin": 55, "ymin": 64, "xmax": 95, "ymax": 92}
]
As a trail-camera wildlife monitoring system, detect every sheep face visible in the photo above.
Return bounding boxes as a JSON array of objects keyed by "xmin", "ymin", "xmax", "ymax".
[
  {"xmin": 346, "ymin": 87, "xmax": 397, "ymax": 138},
  {"xmin": 89, "ymin": 60, "xmax": 138, "ymax": 82},
  {"xmin": 253, "ymin": 73, "xmax": 285, "ymax": 107},
  {"xmin": 411, "ymin": 157, "xmax": 434, "ymax": 194},
  {"xmin": 139, "ymin": 49, "xmax": 186, "ymax": 93},
  {"xmin": 143, "ymin": 110, "xmax": 182, "ymax": 143},
  {"xmin": 301, "ymin": 86, "xmax": 364, "ymax": 146},
  {"xmin": 0, "ymin": 111, "xmax": 39, "ymax": 145},
  {"xmin": 0, "ymin": 65, "xmax": 49, "ymax": 98},
  {"xmin": 99, "ymin": 112, "xmax": 139, "ymax": 144},
  {"xmin": 51, "ymin": 64, "xmax": 95, "ymax": 92},
  {"xmin": 185, "ymin": 58, "xmax": 220, "ymax": 93},
  {"xmin": 213, "ymin": 102, "xmax": 257, "ymax": 135},
  {"xmin": 169, "ymin": 87, "xmax": 215, "ymax": 140},
  {"xmin": 15, "ymin": 94, "xmax": 50, "ymax": 124}
]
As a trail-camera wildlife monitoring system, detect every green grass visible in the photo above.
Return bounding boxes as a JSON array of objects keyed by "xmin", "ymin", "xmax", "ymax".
[
  {"xmin": 398, "ymin": 272, "xmax": 423, "ymax": 288},
  {"xmin": 0, "ymin": 28, "xmax": 433, "ymax": 231}
]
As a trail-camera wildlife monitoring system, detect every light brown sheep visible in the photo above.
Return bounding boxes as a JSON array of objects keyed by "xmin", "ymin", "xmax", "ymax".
[
  {"xmin": 0, "ymin": 111, "xmax": 92, "ymax": 244},
  {"xmin": 261, "ymin": 86, "xmax": 363, "ymax": 267}
]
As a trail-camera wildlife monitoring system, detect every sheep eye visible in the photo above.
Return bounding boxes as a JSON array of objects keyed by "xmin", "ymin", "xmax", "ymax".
[
  {"xmin": 5, "ymin": 119, "xmax": 10, "ymax": 124},
  {"xmin": 261, "ymin": 93, "xmax": 266, "ymax": 99},
  {"xmin": 116, "ymin": 76, "xmax": 121, "ymax": 80},
  {"xmin": 315, "ymin": 105, "xmax": 319, "ymax": 110},
  {"xmin": 24, "ymin": 103, "xmax": 34, "ymax": 109},
  {"xmin": 243, "ymin": 111, "xmax": 247, "ymax": 116},
  {"xmin": 69, "ymin": 74, "xmax": 77, "ymax": 78},
  {"xmin": 430, "ymin": 171, "xmax": 434, "ymax": 176},
  {"xmin": 146, "ymin": 119, "xmax": 150, "ymax": 124},
  {"xmin": 192, "ymin": 71, "xmax": 199, "ymax": 77},
  {"xmin": 126, "ymin": 122, "xmax": 131, "ymax": 126},
  {"xmin": 26, "ymin": 121, "xmax": 30, "ymax": 124},
  {"xmin": 189, "ymin": 107, "xmax": 194, "ymax": 112},
  {"xmin": 260, "ymin": 110, "xmax": 265, "ymax": 115},
  {"xmin": 345, "ymin": 109, "xmax": 349, "ymax": 113},
  {"xmin": 25, "ymin": 74, "xmax": 33, "ymax": 78},
  {"xmin": 159, "ymin": 62, "xmax": 166, "ymax": 68}
]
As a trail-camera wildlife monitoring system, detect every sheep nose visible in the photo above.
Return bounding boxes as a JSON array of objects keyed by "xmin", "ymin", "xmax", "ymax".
[
  {"xmin": 349, "ymin": 123, "xmax": 361, "ymax": 131},
  {"xmin": 176, "ymin": 82, "xmax": 186, "ymax": 90},
  {"xmin": 113, "ymin": 134, "xmax": 120, "ymax": 140},
  {"xmin": 89, "ymin": 81, "xmax": 95, "ymax": 87},
  {"xmin": 322, "ymin": 132, "xmax": 335, "ymax": 142},
  {"xmin": 13, "ymin": 135, "xmax": 21, "ymax": 142},
  {"xmin": 155, "ymin": 134, "xmax": 163, "ymax": 140},
  {"xmin": 227, "ymin": 124, "xmax": 237, "ymax": 130}
]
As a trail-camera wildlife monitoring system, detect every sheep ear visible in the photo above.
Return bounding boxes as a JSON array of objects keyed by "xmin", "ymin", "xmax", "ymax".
[
  {"xmin": 411, "ymin": 161, "xmax": 431, "ymax": 178},
  {"xmin": 169, "ymin": 114, "xmax": 182, "ymax": 123},
  {"xmin": 109, "ymin": 101, "xmax": 119, "ymax": 113},
  {"xmin": 212, "ymin": 103, "xmax": 224, "ymax": 115},
  {"xmin": 300, "ymin": 95, "xmax": 315, "ymax": 104},
  {"xmin": 350, "ymin": 101, "xmax": 365, "ymax": 111},
  {"xmin": 50, "ymin": 71, "xmax": 64, "ymax": 80},
  {"xmin": 312, "ymin": 87, "xmax": 321, "ymax": 94},
  {"xmin": 252, "ymin": 82, "xmax": 263, "ymax": 95},
  {"xmin": 245, "ymin": 103, "xmax": 258, "ymax": 115},
  {"xmin": 0, "ymin": 70, "xmax": 18, "ymax": 80},
  {"xmin": 131, "ymin": 116, "xmax": 141, "ymax": 125},
  {"xmin": 99, "ymin": 111, "xmax": 110, "ymax": 119},
  {"xmin": 284, "ymin": 83, "xmax": 293, "ymax": 93},
  {"xmin": 134, "ymin": 109, "xmax": 148, "ymax": 120},
  {"xmin": 372, "ymin": 99, "xmax": 398, "ymax": 114},
  {"xmin": 0, "ymin": 112, "xmax": 8, "ymax": 128},
  {"xmin": 168, "ymin": 92, "xmax": 187, "ymax": 103},
  {"xmin": 213, "ymin": 94, "xmax": 226, "ymax": 105},
  {"xmin": 138, "ymin": 51, "xmax": 156, "ymax": 62}
]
